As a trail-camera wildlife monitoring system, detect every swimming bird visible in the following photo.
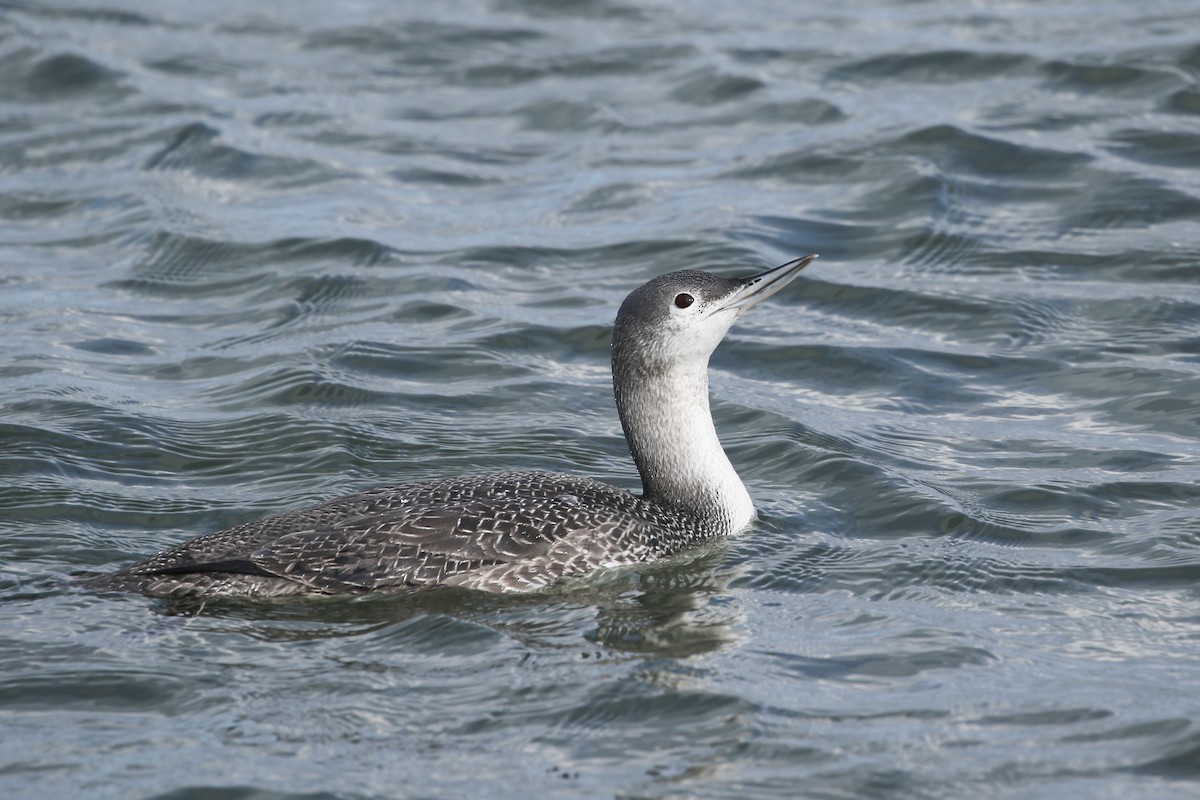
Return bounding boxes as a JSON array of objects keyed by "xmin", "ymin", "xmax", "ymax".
[{"xmin": 80, "ymin": 255, "xmax": 817, "ymax": 599}]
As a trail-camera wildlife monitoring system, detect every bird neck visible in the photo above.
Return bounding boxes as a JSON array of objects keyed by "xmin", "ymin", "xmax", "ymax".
[{"xmin": 612, "ymin": 356, "xmax": 755, "ymax": 535}]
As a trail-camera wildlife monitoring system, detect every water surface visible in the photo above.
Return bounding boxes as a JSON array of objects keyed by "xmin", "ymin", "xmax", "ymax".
[{"xmin": 2, "ymin": 1, "xmax": 1200, "ymax": 798}]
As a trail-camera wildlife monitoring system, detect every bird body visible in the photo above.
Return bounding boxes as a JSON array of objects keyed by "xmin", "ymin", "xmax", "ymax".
[{"xmin": 80, "ymin": 255, "xmax": 816, "ymax": 599}]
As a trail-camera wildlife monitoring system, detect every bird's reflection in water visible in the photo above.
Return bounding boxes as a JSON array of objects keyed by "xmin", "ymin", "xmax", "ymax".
[{"xmin": 143, "ymin": 542, "xmax": 743, "ymax": 660}]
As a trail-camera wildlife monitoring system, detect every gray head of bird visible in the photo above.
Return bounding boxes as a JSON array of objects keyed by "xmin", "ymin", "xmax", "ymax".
[{"xmin": 612, "ymin": 254, "xmax": 817, "ymax": 371}]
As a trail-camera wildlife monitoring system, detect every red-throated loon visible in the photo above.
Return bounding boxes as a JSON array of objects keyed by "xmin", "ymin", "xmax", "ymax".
[{"xmin": 80, "ymin": 255, "xmax": 817, "ymax": 598}]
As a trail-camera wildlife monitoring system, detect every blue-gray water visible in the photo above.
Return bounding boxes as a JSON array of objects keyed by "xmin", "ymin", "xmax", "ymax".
[{"xmin": 2, "ymin": 0, "xmax": 1199, "ymax": 797}]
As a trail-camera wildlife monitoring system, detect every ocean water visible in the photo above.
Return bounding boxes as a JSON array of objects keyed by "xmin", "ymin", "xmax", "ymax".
[{"xmin": 2, "ymin": 0, "xmax": 1199, "ymax": 797}]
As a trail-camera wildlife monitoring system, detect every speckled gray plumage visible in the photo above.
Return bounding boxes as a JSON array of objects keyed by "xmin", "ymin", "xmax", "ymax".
[
  {"xmin": 80, "ymin": 256, "xmax": 816, "ymax": 600},
  {"xmin": 79, "ymin": 471, "xmax": 705, "ymax": 598}
]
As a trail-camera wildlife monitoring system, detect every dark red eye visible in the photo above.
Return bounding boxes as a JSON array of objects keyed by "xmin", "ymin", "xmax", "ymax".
[{"xmin": 674, "ymin": 293, "xmax": 694, "ymax": 309}]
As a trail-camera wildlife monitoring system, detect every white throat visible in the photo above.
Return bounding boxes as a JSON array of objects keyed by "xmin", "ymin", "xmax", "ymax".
[{"xmin": 614, "ymin": 358, "xmax": 755, "ymax": 535}]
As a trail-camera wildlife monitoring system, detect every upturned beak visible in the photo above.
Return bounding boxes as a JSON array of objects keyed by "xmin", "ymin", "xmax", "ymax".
[{"xmin": 719, "ymin": 254, "xmax": 818, "ymax": 316}]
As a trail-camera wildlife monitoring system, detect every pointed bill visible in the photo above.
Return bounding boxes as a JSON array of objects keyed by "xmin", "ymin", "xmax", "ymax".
[{"xmin": 719, "ymin": 254, "xmax": 818, "ymax": 316}]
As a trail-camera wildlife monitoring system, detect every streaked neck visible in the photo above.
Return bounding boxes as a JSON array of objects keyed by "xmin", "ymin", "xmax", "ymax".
[{"xmin": 613, "ymin": 357, "xmax": 755, "ymax": 535}]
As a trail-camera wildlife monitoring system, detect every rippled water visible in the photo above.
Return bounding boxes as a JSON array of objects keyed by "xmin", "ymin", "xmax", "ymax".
[{"xmin": 3, "ymin": 0, "xmax": 1200, "ymax": 797}]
